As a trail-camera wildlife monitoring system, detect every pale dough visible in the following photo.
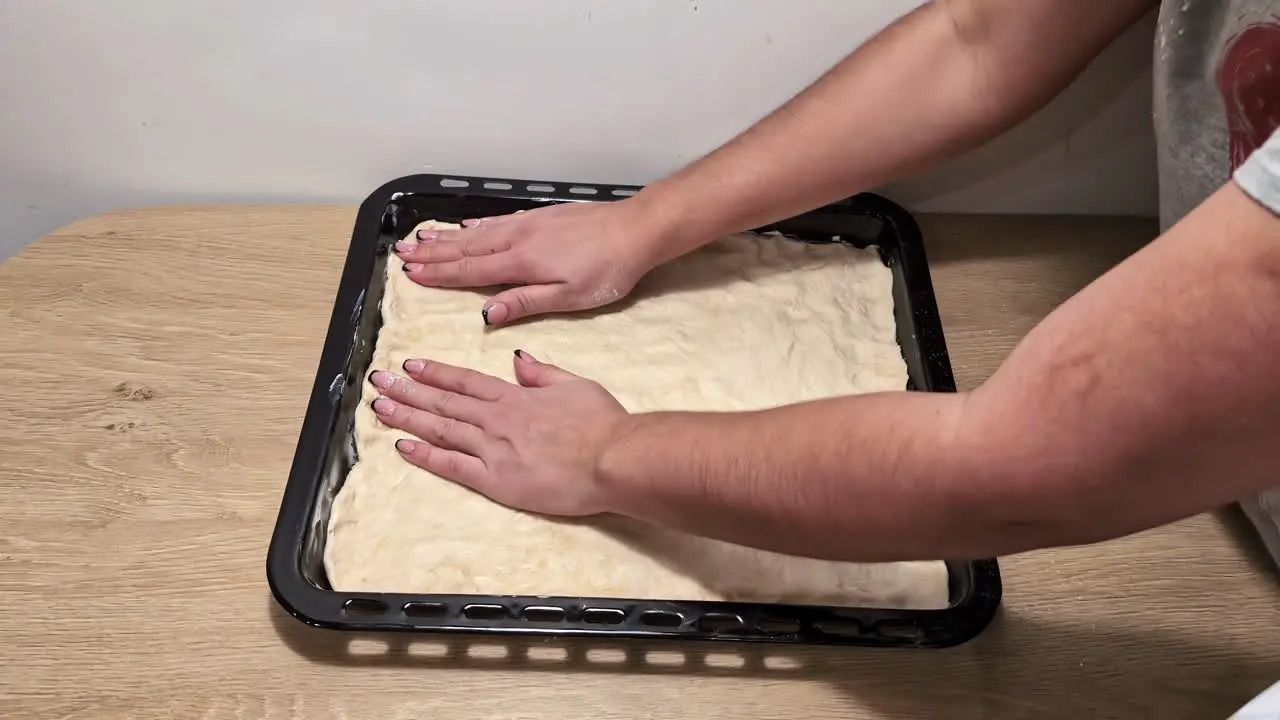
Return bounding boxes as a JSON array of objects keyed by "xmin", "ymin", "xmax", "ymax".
[{"xmin": 323, "ymin": 220, "xmax": 950, "ymax": 610}]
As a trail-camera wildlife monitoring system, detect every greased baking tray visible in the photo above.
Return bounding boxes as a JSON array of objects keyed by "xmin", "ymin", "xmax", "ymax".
[{"xmin": 267, "ymin": 173, "xmax": 1002, "ymax": 647}]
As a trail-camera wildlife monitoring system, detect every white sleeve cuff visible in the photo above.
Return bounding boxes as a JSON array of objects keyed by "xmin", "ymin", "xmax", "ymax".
[{"xmin": 1234, "ymin": 127, "xmax": 1280, "ymax": 216}]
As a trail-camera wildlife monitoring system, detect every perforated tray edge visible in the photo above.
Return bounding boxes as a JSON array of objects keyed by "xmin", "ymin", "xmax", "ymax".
[{"xmin": 267, "ymin": 173, "xmax": 1003, "ymax": 648}]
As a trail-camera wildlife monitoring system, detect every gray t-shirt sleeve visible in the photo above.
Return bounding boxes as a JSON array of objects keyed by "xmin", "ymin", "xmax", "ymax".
[
  {"xmin": 1233, "ymin": 125, "xmax": 1280, "ymax": 570},
  {"xmin": 1234, "ymin": 127, "xmax": 1280, "ymax": 216}
]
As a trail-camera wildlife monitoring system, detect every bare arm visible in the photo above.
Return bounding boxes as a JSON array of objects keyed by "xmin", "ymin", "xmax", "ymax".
[
  {"xmin": 597, "ymin": 181, "xmax": 1280, "ymax": 562},
  {"xmin": 397, "ymin": 0, "xmax": 1155, "ymax": 325},
  {"xmin": 634, "ymin": 0, "xmax": 1159, "ymax": 266}
]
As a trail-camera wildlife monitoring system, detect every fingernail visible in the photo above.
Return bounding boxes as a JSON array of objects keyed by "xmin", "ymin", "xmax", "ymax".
[
  {"xmin": 482, "ymin": 302, "xmax": 509, "ymax": 326},
  {"xmin": 514, "ymin": 349, "xmax": 536, "ymax": 362},
  {"xmin": 368, "ymin": 371, "xmax": 394, "ymax": 389},
  {"xmin": 403, "ymin": 358, "xmax": 425, "ymax": 374},
  {"xmin": 416, "ymin": 230, "xmax": 438, "ymax": 241},
  {"xmin": 394, "ymin": 240, "xmax": 416, "ymax": 254},
  {"xmin": 372, "ymin": 397, "xmax": 396, "ymax": 415},
  {"xmin": 404, "ymin": 263, "xmax": 423, "ymax": 273},
  {"xmin": 395, "ymin": 439, "xmax": 415, "ymax": 453}
]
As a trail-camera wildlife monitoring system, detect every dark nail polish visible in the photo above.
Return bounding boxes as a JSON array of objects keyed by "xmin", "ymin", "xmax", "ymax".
[
  {"xmin": 514, "ymin": 349, "xmax": 524, "ymax": 359},
  {"xmin": 366, "ymin": 370, "xmax": 378, "ymax": 385},
  {"xmin": 481, "ymin": 306, "xmax": 492, "ymax": 326}
]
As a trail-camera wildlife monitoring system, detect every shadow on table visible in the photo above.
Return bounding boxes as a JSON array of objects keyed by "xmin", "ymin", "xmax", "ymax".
[
  {"xmin": 1215, "ymin": 506, "xmax": 1280, "ymax": 582},
  {"xmin": 269, "ymin": 597, "xmax": 1278, "ymax": 719},
  {"xmin": 918, "ymin": 214, "xmax": 1155, "ymax": 269}
]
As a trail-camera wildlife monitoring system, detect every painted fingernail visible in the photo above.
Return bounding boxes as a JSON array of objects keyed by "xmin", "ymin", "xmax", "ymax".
[
  {"xmin": 395, "ymin": 439, "xmax": 415, "ymax": 453},
  {"xmin": 404, "ymin": 263, "xmax": 424, "ymax": 273},
  {"xmin": 372, "ymin": 397, "xmax": 396, "ymax": 415},
  {"xmin": 514, "ymin": 349, "xmax": 536, "ymax": 362},
  {"xmin": 403, "ymin": 358, "xmax": 426, "ymax": 374},
  {"xmin": 416, "ymin": 229, "xmax": 438, "ymax": 241},
  {"xmin": 394, "ymin": 240, "xmax": 416, "ymax": 254},
  {"xmin": 368, "ymin": 371, "xmax": 394, "ymax": 389},
  {"xmin": 482, "ymin": 302, "xmax": 509, "ymax": 326}
]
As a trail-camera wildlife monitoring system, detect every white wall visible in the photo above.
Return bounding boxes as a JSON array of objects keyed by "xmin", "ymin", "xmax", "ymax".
[{"xmin": 0, "ymin": 1, "xmax": 1157, "ymax": 260}]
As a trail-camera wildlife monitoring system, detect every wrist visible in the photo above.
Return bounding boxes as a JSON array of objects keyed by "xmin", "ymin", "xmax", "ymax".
[
  {"xmin": 622, "ymin": 182, "xmax": 718, "ymax": 268},
  {"xmin": 591, "ymin": 411, "xmax": 649, "ymax": 517}
]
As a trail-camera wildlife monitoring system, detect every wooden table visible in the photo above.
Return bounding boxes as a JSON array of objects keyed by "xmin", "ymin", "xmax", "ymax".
[{"xmin": 2, "ymin": 207, "xmax": 1278, "ymax": 720}]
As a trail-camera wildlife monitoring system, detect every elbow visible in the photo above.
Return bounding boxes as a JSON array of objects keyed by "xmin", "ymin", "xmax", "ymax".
[
  {"xmin": 930, "ymin": 0, "xmax": 1054, "ymax": 132},
  {"xmin": 984, "ymin": 498, "xmax": 1119, "ymax": 554},
  {"xmin": 946, "ymin": 413, "xmax": 1138, "ymax": 555},
  {"xmin": 933, "ymin": 0, "xmax": 1144, "ymax": 128},
  {"xmin": 959, "ymin": 451, "xmax": 1151, "ymax": 555}
]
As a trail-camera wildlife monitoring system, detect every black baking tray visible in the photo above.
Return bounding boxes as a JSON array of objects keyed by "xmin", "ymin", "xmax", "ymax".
[{"xmin": 267, "ymin": 173, "xmax": 1002, "ymax": 648}]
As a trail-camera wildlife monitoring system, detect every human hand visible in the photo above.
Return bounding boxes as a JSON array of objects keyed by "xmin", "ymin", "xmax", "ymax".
[
  {"xmin": 395, "ymin": 199, "xmax": 671, "ymax": 326},
  {"xmin": 367, "ymin": 351, "xmax": 628, "ymax": 517}
]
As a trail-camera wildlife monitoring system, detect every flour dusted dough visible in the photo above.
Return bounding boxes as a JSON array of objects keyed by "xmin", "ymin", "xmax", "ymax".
[{"xmin": 324, "ymin": 221, "xmax": 950, "ymax": 610}]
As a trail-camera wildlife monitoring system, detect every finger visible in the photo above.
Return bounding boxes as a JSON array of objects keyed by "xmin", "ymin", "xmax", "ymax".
[
  {"xmin": 368, "ymin": 370, "xmax": 490, "ymax": 426},
  {"xmin": 402, "ymin": 358, "xmax": 510, "ymax": 400},
  {"xmin": 372, "ymin": 396, "xmax": 486, "ymax": 454},
  {"xmin": 481, "ymin": 284, "xmax": 575, "ymax": 326},
  {"xmin": 413, "ymin": 226, "xmax": 466, "ymax": 243},
  {"xmin": 394, "ymin": 438, "xmax": 489, "ymax": 489},
  {"xmin": 403, "ymin": 254, "xmax": 514, "ymax": 288},
  {"xmin": 415, "ymin": 214, "xmax": 514, "ymax": 242},
  {"xmin": 461, "ymin": 214, "xmax": 516, "ymax": 228},
  {"xmin": 512, "ymin": 350, "xmax": 581, "ymax": 388},
  {"xmin": 395, "ymin": 234, "xmax": 510, "ymax": 263}
]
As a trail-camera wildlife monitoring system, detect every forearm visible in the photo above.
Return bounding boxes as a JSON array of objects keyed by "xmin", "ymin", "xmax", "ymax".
[
  {"xmin": 598, "ymin": 391, "xmax": 1018, "ymax": 562},
  {"xmin": 630, "ymin": 0, "xmax": 1154, "ymax": 266},
  {"xmin": 635, "ymin": 3, "xmax": 980, "ymax": 262},
  {"xmin": 600, "ymin": 181, "xmax": 1280, "ymax": 563}
]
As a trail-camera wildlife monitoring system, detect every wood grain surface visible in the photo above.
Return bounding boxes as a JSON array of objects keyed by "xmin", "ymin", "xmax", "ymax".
[{"xmin": 2, "ymin": 206, "xmax": 1278, "ymax": 720}]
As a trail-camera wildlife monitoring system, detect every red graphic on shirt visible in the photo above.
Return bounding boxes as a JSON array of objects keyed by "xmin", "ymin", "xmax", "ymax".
[{"xmin": 1217, "ymin": 18, "xmax": 1280, "ymax": 171}]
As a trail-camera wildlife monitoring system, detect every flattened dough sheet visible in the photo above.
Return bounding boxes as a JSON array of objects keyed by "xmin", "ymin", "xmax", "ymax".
[{"xmin": 324, "ymin": 221, "xmax": 950, "ymax": 610}]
